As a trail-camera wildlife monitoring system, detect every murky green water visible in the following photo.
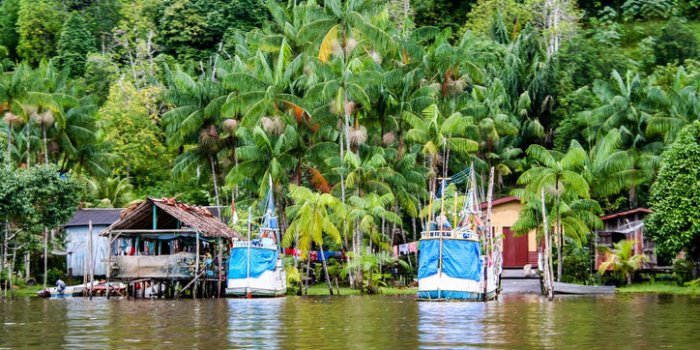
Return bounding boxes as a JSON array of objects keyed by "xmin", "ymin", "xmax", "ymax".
[{"xmin": 1, "ymin": 294, "xmax": 699, "ymax": 349}]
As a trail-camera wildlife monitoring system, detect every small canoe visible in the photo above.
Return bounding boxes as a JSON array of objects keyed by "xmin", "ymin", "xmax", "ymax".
[{"xmin": 553, "ymin": 282, "xmax": 615, "ymax": 295}]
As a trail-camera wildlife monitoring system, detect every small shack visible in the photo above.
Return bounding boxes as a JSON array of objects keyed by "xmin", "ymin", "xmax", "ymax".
[
  {"xmin": 101, "ymin": 197, "xmax": 240, "ymax": 298},
  {"xmin": 595, "ymin": 208, "xmax": 656, "ymax": 269},
  {"xmin": 64, "ymin": 208, "xmax": 122, "ymax": 277}
]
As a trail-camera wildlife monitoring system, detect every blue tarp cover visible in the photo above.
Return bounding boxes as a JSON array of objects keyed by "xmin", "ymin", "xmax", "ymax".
[
  {"xmin": 227, "ymin": 247, "xmax": 277, "ymax": 279},
  {"xmin": 418, "ymin": 240, "xmax": 440, "ymax": 279},
  {"xmin": 418, "ymin": 239, "xmax": 482, "ymax": 281}
]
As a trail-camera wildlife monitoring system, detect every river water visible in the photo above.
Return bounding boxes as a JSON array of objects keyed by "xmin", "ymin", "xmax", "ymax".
[{"xmin": 1, "ymin": 294, "xmax": 699, "ymax": 349}]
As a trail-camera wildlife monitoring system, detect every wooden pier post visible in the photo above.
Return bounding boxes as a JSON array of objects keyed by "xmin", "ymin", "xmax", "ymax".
[
  {"xmin": 217, "ymin": 238, "xmax": 222, "ymax": 298},
  {"xmin": 194, "ymin": 230, "xmax": 200, "ymax": 299},
  {"xmin": 88, "ymin": 221, "xmax": 94, "ymax": 300},
  {"xmin": 106, "ymin": 231, "xmax": 112, "ymax": 299}
]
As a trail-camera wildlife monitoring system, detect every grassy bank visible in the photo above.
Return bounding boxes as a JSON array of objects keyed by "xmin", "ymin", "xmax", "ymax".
[
  {"xmin": 618, "ymin": 282, "xmax": 700, "ymax": 295},
  {"xmin": 297, "ymin": 284, "xmax": 417, "ymax": 296},
  {"xmin": 1, "ymin": 285, "xmax": 44, "ymax": 297}
]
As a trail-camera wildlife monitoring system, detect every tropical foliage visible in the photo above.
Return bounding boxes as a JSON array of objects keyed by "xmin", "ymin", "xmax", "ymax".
[
  {"xmin": 0, "ymin": 0, "xmax": 699, "ymax": 290},
  {"xmin": 597, "ymin": 239, "xmax": 648, "ymax": 285}
]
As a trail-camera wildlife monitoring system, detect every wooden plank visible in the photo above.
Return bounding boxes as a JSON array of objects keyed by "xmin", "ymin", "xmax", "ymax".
[
  {"xmin": 553, "ymin": 282, "xmax": 615, "ymax": 295},
  {"xmin": 110, "ymin": 229, "xmax": 197, "ymax": 234}
]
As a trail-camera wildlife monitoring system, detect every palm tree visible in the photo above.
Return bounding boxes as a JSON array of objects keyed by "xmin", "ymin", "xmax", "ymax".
[
  {"xmin": 347, "ymin": 192, "xmax": 401, "ymax": 291},
  {"xmin": 384, "ymin": 148, "xmax": 429, "ymax": 241},
  {"xmin": 283, "ymin": 185, "xmax": 345, "ymax": 295},
  {"xmin": 404, "ymin": 103, "xmax": 478, "ymax": 191},
  {"xmin": 581, "ymin": 129, "xmax": 642, "ymax": 203},
  {"xmin": 162, "ymin": 66, "xmax": 227, "ymax": 210},
  {"xmin": 85, "ymin": 176, "xmax": 135, "ymax": 208},
  {"xmin": 579, "ymin": 70, "xmax": 665, "ymax": 206},
  {"xmin": 221, "ymin": 39, "xmax": 305, "ymax": 128},
  {"xmin": 300, "ymin": 0, "xmax": 392, "ymax": 207},
  {"xmin": 518, "ymin": 140, "xmax": 590, "ymax": 281},
  {"xmin": 597, "ymin": 239, "xmax": 647, "ymax": 285}
]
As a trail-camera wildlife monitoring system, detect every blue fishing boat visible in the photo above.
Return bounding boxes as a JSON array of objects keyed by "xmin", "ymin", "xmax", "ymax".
[
  {"xmin": 226, "ymin": 178, "xmax": 286, "ymax": 297},
  {"xmin": 417, "ymin": 166, "xmax": 501, "ymax": 301}
]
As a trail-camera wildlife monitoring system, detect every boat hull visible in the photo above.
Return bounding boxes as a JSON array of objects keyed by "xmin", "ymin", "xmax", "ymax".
[
  {"xmin": 225, "ymin": 267, "xmax": 287, "ymax": 298},
  {"xmin": 226, "ymin": 247, "xmax": 287, "ymax": 298},
  {"xmin": 416, "ymin": 289, "xmax": 498, "ymax": 301}
]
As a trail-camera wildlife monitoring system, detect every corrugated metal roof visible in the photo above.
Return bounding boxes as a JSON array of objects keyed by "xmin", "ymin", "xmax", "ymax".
[
  {"xmin": 601, "ymin": 208, "xmax": 652, "ymax": 221},
  {"xmin": 65, "ymin": 208, "xmax": 123, "ymax": 227}
]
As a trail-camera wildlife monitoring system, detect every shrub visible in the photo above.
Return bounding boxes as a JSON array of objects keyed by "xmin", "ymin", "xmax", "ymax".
[
  {"xmin": 653, "ymin": 18, "xmax": 698, "ymax": 66},
  {"xmin": 621, "ymin": 0, "xmax": 676, "ymax": 21},
  {"xmin": 561, "ymin": 245, "xmax": 595, "ymax": 284},
  {"xmin": 41, "ymin": 268, "xmax": 64, "ymax": 286},
  {"xmin": 673, "ymin": 258, "xmax": 695, "ymax": 285}
]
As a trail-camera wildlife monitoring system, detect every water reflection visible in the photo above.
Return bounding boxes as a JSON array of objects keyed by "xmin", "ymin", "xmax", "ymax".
[
  {"xmin": 2, "ymin": 294, "xmax": 700, "ymax": 349},
  {"xmin": 418, "ymin": 301, "xmax": 486, "ymax": 349},
  {"xmin": 227, "ymin": 298, "xmax": 285, "ymax": 349},
  {"xmin": 63, "ymin": 299, "xmax": 110, "ymax": 348}
]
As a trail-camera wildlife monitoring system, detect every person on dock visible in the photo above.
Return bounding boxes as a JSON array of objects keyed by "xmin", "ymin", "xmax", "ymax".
[{"xmin": 56, "ymin": 279, "xmax": 66, "ymax": 294}]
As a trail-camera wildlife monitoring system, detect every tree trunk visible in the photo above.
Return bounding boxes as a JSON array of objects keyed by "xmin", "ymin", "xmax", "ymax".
[
  {"xmin": 208, "ymin": 155, "xmax": 221, "ymax": 214},
  {"xmin": 541, "ymin": 190, "xmax": 554, "ymax": 301},
  {"xmin": 1, "ymin": 220, "xmax": 7, "ymax": 277},
  {"xmin": 6, "ymin": 127, "xmax": 11, "ymax": 169},
  {"xmin": 43, "ymin": 126, "xmax": 48, "ymax": 165},
  {"xmin": 43, "ymin": 228, "xmax": 48, "ymax": 288},
  {"xmin": 26, "ymin": 123, "xmax": 30, "ymax": 169},
  {"xmin": 354, "ymin": 224, "xmax": 363, "ymax": 288},
  {"xmin": 555, "ymin": 181, "xmax": 563, "ymax": 282},
  {"xmin": 25, "ymin": 252, "xmax": 30, "ymax": 280},
  {"xmin": 304, "ymin": 257, "xmax": 311, "ymax": 296},
  {"xmin": 319, "ymin": 244, "xmax": 333, "ymax": 295},
  {"xmin": 367, "ymin": 236, "xmax": 373, "ymax": 293}
]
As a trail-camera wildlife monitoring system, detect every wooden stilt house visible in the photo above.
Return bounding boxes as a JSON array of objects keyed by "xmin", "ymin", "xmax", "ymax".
[{"xmin": 101, "ymin": 197, "xmax": 240, "ymax": 298}]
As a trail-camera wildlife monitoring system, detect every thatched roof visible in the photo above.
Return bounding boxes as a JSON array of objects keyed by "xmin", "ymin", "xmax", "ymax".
[{"xmin": 102, "ymin": 197, "xmax": 240, "ymax": 239}]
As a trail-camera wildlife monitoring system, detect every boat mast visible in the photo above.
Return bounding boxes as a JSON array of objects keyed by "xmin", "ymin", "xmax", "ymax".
[
  {"xmin": 439, "ymin": 138, "xmax": 450, "ymax": 279},
  {"xmin": 267, "ymin": 175, "xmax": 281, "ymax": 253},
  {"xmin": 483, "ymin": 167, "xmax": 494, "ymax": 301},
  {"xmin": 246, "ymin": 207, "xmax": 252, "ymax": 297}
]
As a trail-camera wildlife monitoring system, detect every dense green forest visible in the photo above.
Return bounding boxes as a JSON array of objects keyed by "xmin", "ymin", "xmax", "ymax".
[{"xmin": 1, "ymin": 0, "xmax": 700, "ymax": 287}]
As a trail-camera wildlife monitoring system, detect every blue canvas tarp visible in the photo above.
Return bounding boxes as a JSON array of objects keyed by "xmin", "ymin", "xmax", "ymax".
[
  {"xmin": 418, "ymin": 240, "xmax": 440, "ymax": 279},
  {"xmin": 418, "ymin": 239, "xmax": 482, "ymax": 281},
  {"xmin": 227, "ymin": 247, "xmax": 277, "ymax": 279},
  {"xmin": 442, "ymin": 240, "xmax": 482, "ymax": 281}
]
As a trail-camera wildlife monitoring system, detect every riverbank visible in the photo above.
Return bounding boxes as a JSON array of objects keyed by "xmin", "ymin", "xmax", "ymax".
[
  {"xmin": 618, "ymin": 282, "xmax": 700, "ymax": 295},
  {"xmin": 1, "ymin": 285, "xmax": 43, "ymax": 297},
  {"xmin": 301, "ymin": 284, "xmax": 417, "ymax": 296}
]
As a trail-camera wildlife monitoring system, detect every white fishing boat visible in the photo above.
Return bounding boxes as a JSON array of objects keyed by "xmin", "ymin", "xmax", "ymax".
[
  {"xmin": 417, "ymin": 166, "xmax": 502, "ymax": 301},
  {"xmin": 225, "ymin": 178, "xmax": 286, "ymax": 297}
]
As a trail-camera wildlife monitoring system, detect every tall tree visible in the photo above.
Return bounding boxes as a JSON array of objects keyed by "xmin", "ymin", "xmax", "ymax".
[
  {"xmin": 162, "ymin": 66, "xmax": 227, "ymax": 208},
  {"xmin": 518, "ymin": 140, "xmax": 590, "ymax": 281},
  {"xmin": 57, "ymin": 12, "xmax": 95, "ymax": 77},
  {"xmin": 0, "ymin": 0, "xmax": 20, "ymax": 60},
  {"xmin": 283, "ymin": 185, "xmax": 344, "ymax": 295},
  {"xmin": 16, "ymin": 0, "xmax": 64, "ymax": 64},
  {"xmin": 646, "ymin": 121, "xmax": 700, "ymax": 261}
]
